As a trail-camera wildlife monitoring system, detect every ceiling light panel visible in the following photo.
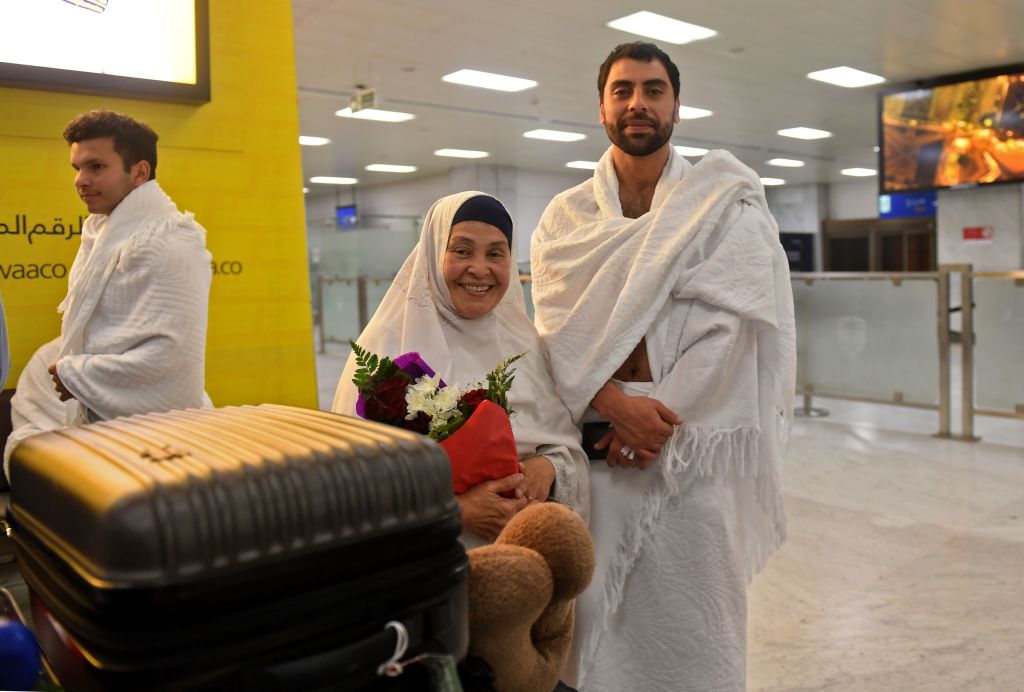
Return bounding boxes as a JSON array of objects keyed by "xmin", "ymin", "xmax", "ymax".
[
  {"xmin": 366, "ymin": 164, "xmax": 417, "ymax": 173},
  {"xmin": 760, "ymin": 178, "xmax": 786, "ymax": 186},
  {"xmin": 310, "ymin": 176, "xmax": 358, "ymax": 185},
  {"xmin": 442, "ymin": 69, "xmax": 537, "ymax": 92},
  {"xmin": 335, "ymin": 107, "xmax": 415, "ymax": 122},
  {"xmin": 840, "ymin": 168, "xmax": 877, "ymax": 177},
  {"xmin": 299, "ymin": 136, "xmax": 330, "ymax": 146},
  {"xmin": 678, "ymin": 106, "xmax": 712, "ymax": 119},
  {"xmin": 807, "ymin": 66, "xmax": 885, "ymax": 88},
  {"xmin": 566, "ymin": 161, "xmax": 599, "ymax": 170},
  {"xmin": 777, "ymin": 127, "xmax": 832, "ymax": 140},
  {"xmin": 434, "ymin": 148, "xmax": 490, "ymax": 159},
  {"xmin": 607, "ymin": 11, "xmax": 716, "ymax": 45},
  {"xmin": 523, "ymin": 129, "xmax": 586, "ymax": 142},
  {"xmin": 674, "ymin": 145, "xmax": 709, "ymax": 156},
  {"xmin": 767, "ymin": 158, "xmax": 805, "ymax": 167}
]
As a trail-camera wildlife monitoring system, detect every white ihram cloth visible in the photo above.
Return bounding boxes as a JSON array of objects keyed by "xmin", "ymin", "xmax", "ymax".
[
  {"xmin": 3, "ymin": 339, "xmax": 64, "ymax": 481},
  {"xmin": 332, "ymin": 191, "xmax": 590, "ymax": 545},
  {"xmin": 530, "ymin": 147, "xmax": 796, "ymax": 691},
  {"xmin": 55, "ymin": 180, "xmax": 212, "ymax": 424}
]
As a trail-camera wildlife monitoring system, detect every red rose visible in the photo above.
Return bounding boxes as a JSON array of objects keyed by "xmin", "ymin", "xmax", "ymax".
[
  {"xmin": 366, "ymin": 374, "xmax": 409, "ymax": 423},
  {"xmin": 402, "ymin": 411, "xmax": 431, "ymax": 435},
  {"xmin": 459, "ymin": 388, "xmax": 489, "ymax": 415}
]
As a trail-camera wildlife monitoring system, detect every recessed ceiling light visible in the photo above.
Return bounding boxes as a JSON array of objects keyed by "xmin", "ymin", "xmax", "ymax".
[
  {"xmin": 366, "ymin": 164, "xmax": 417, "ymax": 173},
  {"xmin": 873, "ymin": 146, "xmax": 880, "ymax": 152},
  {"xmin": 778, "ymin": 127, "xmax": 832, "ymax": 140},
  {"xmin": 767, "ymin": 158, "xmax": 805, "ymax": 167},
  {"xmin": 335, "ymin": 107, "xmax": 415, "ymax": 123},
  {"xmin": 841, "ymin": 167, "xmax": 877, "ymax": 177},
  {"xmin": 523, "ymin": 129, "xmax": 586, "ymax": 142},
  {"xmin": 442, "ymin": 69, "xmax": 537, "ymax": 92},
  {"xmin": 808, "ymin": 66, "xmax": 885, "ymax": 88},
  {"xmin": 302, "ymin": 187, "xmax": 310, "ymax": 194},
  {"xmin": 566, "ymin": 160, "xmax": 599, "ymax": 170},
  {"xmin": 434, "ymin": 148, "xmax": 490, "ymax": 159},
  {"xmin": 607, "ymin": 11, "xmax": 716, "ymax": 45},
  {"xmin": 760, "ymin": 177, "xmax": 786, "ymax": 186},
  {"xmin": 299, "ymin": 136, "xmax": 330, "ymax": 146},
  {"xmin": 679, "ymin": 106, "xmax": 712, "ymax": 119},
  {"xmin": 674, "ymin": 145, "xmax": 708, "ymax": 157},
  {"xmin": 310, "ymin": 176, "xmax": 358, "ymax": 185}
]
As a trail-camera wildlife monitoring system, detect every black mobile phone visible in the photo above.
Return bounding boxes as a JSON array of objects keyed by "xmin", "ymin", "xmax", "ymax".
[{"xmin": 581, "ymin": 421, "xmax": 612, "ymax": 460}]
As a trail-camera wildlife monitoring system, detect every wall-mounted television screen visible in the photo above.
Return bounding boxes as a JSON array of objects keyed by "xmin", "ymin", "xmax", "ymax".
[
  {"xmin": 336, "ymin": 205, "xmax": 358, "ymax": 229},
  {"xmin": 879, "ymin": 63, "xmax": 1024, "ymax": 194},
  {"xmin": 0, "ymin": 0, "xmax": 209, "ymax": 103}
]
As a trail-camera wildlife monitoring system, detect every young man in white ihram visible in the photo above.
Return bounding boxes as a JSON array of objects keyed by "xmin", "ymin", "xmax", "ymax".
[{"xmin": 531, "ymin": 42, "xmax": 796, "ymax": 692}]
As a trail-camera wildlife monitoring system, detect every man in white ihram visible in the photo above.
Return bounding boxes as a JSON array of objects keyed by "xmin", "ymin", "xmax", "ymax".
[
  {"xmin": 530, "ymin": 43, "xmax": 796, "ymax": 691},
  {"xmin": 3, "ymin": 110, "xmax": 211, "ymax": 478}
]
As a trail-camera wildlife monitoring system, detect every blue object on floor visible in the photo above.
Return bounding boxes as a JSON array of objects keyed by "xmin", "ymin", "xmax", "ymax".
[{"xmin": 0, "ymin": 617, "xmax": 41, "ymax": 691}]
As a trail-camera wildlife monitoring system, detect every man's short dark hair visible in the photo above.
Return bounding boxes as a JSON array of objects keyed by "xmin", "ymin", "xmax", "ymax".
[
  {"xmin": 62, "ymin": 110, "xmax": 159, "ymax": 179},
  {"xmin": 598, "ymin": 42, "xmax": 681, "ymax": 100}
]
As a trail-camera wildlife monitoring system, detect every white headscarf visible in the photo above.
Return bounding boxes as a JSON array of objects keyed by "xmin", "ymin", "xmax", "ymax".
[{"xmin": 332, "ymin": 191, "xmax": 589, "ymax": 518}]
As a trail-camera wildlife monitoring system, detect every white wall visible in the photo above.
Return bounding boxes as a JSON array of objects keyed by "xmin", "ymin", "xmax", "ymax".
[
  {"xmin": 829, "ymin": 180, "xmax": 879, "ymax": 220},
  {"xmin": 766, "ymin": 183, "xmax": 828, "ymax": 270},
  {"xmin": 936, "ymin": 184, "xmax": 1024, "ymax": 271},
  {"xmin": 305, "ymin": 164, "xmax": 588, "ymax": 269}
]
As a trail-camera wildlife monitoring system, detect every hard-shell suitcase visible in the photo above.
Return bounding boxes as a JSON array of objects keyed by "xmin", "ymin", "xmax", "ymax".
[{"xmin": 5, "ymin": 404, "xmax": 469, "ymax": 691}]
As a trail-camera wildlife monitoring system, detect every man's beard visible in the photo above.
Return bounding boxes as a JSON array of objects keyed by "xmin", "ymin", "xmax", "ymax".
[{"xmin": 606, "ymin": 113, "xmax": 673, "ymax": 157}]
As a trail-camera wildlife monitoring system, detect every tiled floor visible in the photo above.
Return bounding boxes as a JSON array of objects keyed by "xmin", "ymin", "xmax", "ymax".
[{"xmin": 748, "ymin": 418, "xmax": 1024, "ymax": 691}]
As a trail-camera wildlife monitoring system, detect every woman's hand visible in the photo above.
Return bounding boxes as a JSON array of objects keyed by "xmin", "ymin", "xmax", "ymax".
[
  {"xmin": 457, "ymin": 472, "xmax": 528, "ymax": 541},
  {"xmin": 520, "ymin": 455, "xmax": 555, "ymax": 503}
]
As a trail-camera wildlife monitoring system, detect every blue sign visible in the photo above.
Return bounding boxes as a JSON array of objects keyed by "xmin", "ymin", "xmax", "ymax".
[{"xmin": 878, "ymin": 191, "xmax": 937, "ymax": 219}]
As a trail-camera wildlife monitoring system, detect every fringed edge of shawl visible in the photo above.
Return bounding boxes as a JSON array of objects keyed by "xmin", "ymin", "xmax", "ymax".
[{"xmin": 577, "ymin": 424, "xmax": 785, "ymax": 690}]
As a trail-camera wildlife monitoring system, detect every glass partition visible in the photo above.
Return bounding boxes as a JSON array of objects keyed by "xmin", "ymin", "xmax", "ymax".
[
  {"xmin": 793, "ymin": 276, "xmax": 940, "ymax": 405},
  {"xmin": 320, "ymin": 279, "xmax": 361, "ymax": 346},
  {"xmin": 973, "ymin": 274, "xmax": 1024, "ymax": 414}
]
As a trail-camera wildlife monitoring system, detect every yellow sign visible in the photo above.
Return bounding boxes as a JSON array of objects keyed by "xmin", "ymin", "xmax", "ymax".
[{"xmin": 0, "ymin": 1, "xmax": 316, "ymax": 408}]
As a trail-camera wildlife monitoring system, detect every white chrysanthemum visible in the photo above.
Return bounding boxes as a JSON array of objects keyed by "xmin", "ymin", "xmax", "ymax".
[
  {"xmin": 406, "ymin": 375, "xmax": 442, "ymax": 418},
  {"xmin": 433, "ymin": 386, "xmax": 460, "ymax": 415}
]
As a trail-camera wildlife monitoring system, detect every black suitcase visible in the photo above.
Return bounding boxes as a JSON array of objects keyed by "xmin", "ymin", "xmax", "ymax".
[{"xmin": 5, "ymin": 404, "xmax": 468, "ymax": 691}]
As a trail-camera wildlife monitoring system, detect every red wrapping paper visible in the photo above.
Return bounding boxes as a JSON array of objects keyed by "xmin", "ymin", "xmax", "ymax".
[{"xmin": 439, "ymin": 400, "xmax": 519, "ymax": 495}]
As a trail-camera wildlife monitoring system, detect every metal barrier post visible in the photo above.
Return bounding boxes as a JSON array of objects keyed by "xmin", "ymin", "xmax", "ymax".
[
  {"xmin": 357, "ymin": 275, "xmax": 369, "ymax": 331},
  {"xmin": 316, "ymin": 274, "xmax": 325, "ymax": 355},
  {"xmin": 935, "ymin": 268, "xmax": 952, "ymax": 437},
  {"xmin": 960, "ymin": 265, "xmax": 979, "ymax": 441}
]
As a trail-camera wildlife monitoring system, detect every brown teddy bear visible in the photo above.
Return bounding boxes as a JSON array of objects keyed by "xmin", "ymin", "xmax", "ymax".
[{"xmin": 464, "ymin": 502, "xmax": 595, "ymax": 692}]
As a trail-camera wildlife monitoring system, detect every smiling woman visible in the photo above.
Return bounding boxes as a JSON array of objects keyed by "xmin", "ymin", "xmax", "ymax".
[{"xmin": 332, "ymin": 191, "xmax": 589, "ymax": 548}]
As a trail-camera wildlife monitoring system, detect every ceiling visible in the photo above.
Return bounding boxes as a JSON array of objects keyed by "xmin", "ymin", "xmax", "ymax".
[{"xmin": 293, "ymin": 0, "xmax": 1024, "ymax": 191}]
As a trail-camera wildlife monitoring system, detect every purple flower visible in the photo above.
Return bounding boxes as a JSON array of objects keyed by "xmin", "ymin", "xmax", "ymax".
[
  {"xmin": 394, "ymin": 352, "xmax": 446, "ymax": 388},
  {"xmin": 356, "ymin": 352, "xmax": 444, "ymax": 418}
]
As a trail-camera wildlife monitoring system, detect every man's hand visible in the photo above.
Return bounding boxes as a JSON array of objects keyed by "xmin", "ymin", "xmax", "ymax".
[
  {"xmin": 456, "ymin": 472, "xmax": 528, "ymax": 541},
  {"xmin": 595, "ymin": 431, "xmax": 658, "ymax": 469},
  {"xmin": 47, "ymin": 363, "xmax": 76, "ymax": 402},
  {"xmin": 592, "ymin": 383, "xmax": 683, "ymax": 462},
  {"xmin": 520, "ymin": 455, "xmax": 556, "ymax": 503}
]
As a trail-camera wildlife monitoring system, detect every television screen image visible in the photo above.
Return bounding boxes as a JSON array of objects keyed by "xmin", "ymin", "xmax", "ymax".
[
  {"xmin": 0, "ymin": 0, "xmax": 209, "ymax": 102},
  {"xmin": 880, "ymin": 65, "xmax": 1024, "ymax": 193},
  {"xmin": 336, "ymin": 205, "xmax": 357, "ymax": 229}
]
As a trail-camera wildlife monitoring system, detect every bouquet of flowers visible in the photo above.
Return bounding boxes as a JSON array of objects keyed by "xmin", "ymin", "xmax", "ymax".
[{"xmin": 350, "ymin": 342, "xmax": 525, "ymax": 494}]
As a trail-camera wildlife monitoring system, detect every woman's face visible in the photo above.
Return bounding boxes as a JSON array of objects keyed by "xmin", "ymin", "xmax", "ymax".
[{"xmin": 443, "ymin": 220, "xmax": 511, "ymax": 319}]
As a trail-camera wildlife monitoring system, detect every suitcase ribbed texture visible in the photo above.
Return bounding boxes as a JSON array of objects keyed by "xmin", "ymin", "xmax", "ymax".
[{"xmin": 10, "ymin": 405, "xmax": 456, "ymax": 588}]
